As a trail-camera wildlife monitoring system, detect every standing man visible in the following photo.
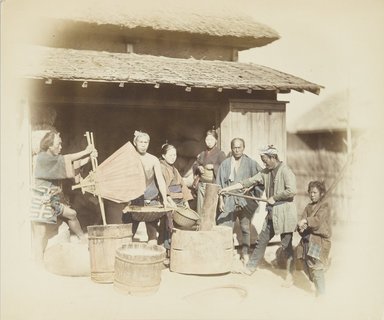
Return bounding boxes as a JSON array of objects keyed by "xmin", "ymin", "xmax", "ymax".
[
  {"xmin": 219, "ymin": 145, "xmax": 297, "ymax": 285},
  {"xmin": 128, "ymin": 131, "xmax": 171, "ymax": 244},
  {"xmin": 216, "ymin": 138, "xmax": 263, "ymax": 263},
  {"xmin": 32, "ymin": 130, "xmax": 96, "ymax": 263}
]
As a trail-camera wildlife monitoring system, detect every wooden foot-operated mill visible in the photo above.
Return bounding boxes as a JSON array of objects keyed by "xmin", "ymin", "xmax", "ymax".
[{"xmin": 170, "ymin": 183, "xmax": 233, "ymax": 274}]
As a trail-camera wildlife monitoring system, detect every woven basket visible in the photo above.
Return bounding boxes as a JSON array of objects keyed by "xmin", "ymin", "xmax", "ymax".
[
  {"xmin": 173, "ymin": 207, "xmax": 200, "ymax": 229},
  {"xmin": 125, "ymin": 206, "xmax": 172, "ymax": 222}
]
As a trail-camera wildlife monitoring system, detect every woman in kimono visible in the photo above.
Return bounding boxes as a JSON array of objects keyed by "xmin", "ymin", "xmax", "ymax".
[
  {"xmin": 160, "ymin": 143, "xmax": 193, "ymax": 208},
  {"xmin": 192, "ymin": 129, "xmax": 226, "ymax": 214},
  {"xmin": 158, "ymin": 143, "xmax": 194, "ymax": 251}
]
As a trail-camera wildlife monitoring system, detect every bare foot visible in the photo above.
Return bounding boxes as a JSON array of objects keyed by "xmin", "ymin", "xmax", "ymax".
[{"xmin": 281, "ymin": 273, "xmax": 294, "ymax": 287}]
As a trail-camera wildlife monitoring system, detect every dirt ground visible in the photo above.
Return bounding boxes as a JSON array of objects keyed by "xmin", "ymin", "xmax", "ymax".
[{"xmin": 2, "ymin": 221, "xmax": 384, "ymax": 320}]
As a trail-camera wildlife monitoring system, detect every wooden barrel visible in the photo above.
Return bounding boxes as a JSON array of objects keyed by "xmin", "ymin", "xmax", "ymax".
[
  {"xmin": 114, "ymin": 243, "xmax": 166, "ymax": 295},
  {"xmin": 87, "ymin": 224, "xmax": 132, "ymax": 283},
  {"xmin": 170, "ymin": 226, "xmax": 233, "ymax": 275}
]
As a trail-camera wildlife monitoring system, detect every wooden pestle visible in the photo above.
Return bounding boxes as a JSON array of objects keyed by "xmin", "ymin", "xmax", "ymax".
[{"xmin": 200, "ymin": 183, "xmax": 220, "ymax": 231}]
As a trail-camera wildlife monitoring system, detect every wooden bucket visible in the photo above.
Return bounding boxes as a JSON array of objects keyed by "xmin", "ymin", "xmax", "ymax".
[
  {"xmin": 114, "ymin": 243, "xmax": 166, "ymax": 295},
  {"xmin": 87, "ymin": 224, "xmax": 132, "ymax": 283},
  {"xmin": 170, "ymin": 225, "xmax": 233, "ymax": 275}
]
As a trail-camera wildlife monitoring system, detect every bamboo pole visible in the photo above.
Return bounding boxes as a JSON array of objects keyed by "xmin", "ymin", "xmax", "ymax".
[
  {"xmin": 85, "ymin": 131, "xmax": 107, "ymax": 226},
  {"xmin": 221, "ymin": 191, "xmax": 268, "ymax": 203}
]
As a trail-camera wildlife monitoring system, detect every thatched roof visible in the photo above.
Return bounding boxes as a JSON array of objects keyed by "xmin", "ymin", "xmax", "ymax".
[
  {"xmin": 29, "ymin": 0, "xmax": 280, "ymax": 49},
  {"xmin": 291, "ymin": 91, "xmax": 364, "ymax": 133},
  {"xmin": 19, "ymin": 46, "xmax": 322, "ymax": 94}
]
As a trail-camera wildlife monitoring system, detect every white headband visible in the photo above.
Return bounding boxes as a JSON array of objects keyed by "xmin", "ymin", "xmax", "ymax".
[
  {"xmin": 133, "ymin": 130, "xmax": 150, "ymax": 142},
  {"xmin": 260, "ymin": 145, "xmax": 278, "ymax": 156}
]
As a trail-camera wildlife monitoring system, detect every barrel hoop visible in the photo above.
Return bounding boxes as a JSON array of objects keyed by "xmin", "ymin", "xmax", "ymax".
[
  {"xmin": 88, "ymin": 236, "xmax": 132, "ymax": 240},
  {"xmin": 115, "ymin": 255, "xmax": 164, "ymax": 265}
]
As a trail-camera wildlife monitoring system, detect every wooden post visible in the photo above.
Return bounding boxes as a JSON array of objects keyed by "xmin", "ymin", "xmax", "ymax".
[
  {"xmin": 200, "ymin": 183, "xmax": 220, "ymax": 231},
  {"xmin": 85, "ymin": 132, "xmax": 107, "ymax": 226}
]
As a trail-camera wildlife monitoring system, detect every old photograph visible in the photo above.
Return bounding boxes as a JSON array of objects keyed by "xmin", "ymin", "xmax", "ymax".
[{"xmin": 1, "ymin": 0, "xmax": 384, "ymax": 319}]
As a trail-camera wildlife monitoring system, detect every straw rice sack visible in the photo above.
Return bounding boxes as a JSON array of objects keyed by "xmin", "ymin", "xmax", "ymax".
[{"xmin": 44, "ymin": 242, "xmax": 90, "ymax": 276}]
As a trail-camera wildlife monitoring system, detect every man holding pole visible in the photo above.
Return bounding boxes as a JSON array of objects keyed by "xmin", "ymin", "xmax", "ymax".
[
  {"xmin": 216, "ymin": 138, "xmax": 263, "ymax": 264},
  {"xmin": 32, "ymin": 130, "xmax": 97, "ymax": 264},
  {"xmin": 219, "ymin": 145, "xmax": 297, "ymax": 285}
]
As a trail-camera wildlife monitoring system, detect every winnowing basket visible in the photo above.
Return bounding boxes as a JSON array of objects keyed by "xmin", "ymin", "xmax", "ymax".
[{"xmin": 77, "ymin": 142, "xmax": 146, "ymax": 203}]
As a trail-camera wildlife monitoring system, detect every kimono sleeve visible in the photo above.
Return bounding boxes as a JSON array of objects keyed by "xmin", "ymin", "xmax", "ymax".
[
  {"xmin": 34, "ymin": 153, "xmax": 75, "ymax": 180},
  {"xmin": 240, "ymin": 172, "xmax": 263, "ymax": 189}
]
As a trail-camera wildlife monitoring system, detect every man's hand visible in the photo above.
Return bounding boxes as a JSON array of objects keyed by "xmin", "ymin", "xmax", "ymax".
[
  {"xmin": 218, "ymin": 187, "xmax": 228, "ymax": 195},
  {"xmin": 243, "ymin": 187, "xmax": 253, "ymax": 194},
  {"xmin": 90, "ymin": 149, "xmax": 98, "ymax": 158},
  {"xmin": 219, "ymin": 183, "xmax": 244, "ymax": 195},
  {"xmin": 162, "ymin": 199, "xmax": 169, "ymax": 208},
  {"xmin": 184, "ymin": 201, "xmax": 190, "ymax": 209},
  {"xmin": 218, "ymin": 195, "xmax": 225, "ymax": 212},
  {"xmin": 85, "ymin": 144, "xmax": 94, "ymax": 154},
  {"xmin": 169, "ymin": 198, "xmax": 177, "ymax": 208},
  {"xmin": 267, "ymin": 197, "xmax": 276, "ymax": 205},
  {"xmin": 198, "ymin": 165, "xmax": 205, "ymax": 174},
  {"xmin": 297, "ymin": 218, "xmax": 308, "ymax": 232},
  {"xmin": 85, "ymin": 145, "xmax": 98, "ymax": 158}
]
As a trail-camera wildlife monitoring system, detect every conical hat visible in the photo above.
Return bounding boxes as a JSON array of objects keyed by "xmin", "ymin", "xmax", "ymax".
[{"xmin": 80, "ymin": 142, "xmax": 146, "ymax": 203}]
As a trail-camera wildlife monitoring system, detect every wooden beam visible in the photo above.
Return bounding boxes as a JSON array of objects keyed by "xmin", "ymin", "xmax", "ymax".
[{"xmin": 30, "ymin": 95, "xmax": 222, "ymax": 111}]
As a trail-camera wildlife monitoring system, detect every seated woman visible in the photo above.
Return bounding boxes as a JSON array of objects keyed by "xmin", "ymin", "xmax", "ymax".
[
  {"xmin": 124, "ymin": 131, "xmax": 171, "ymax": 244},
  {"xmin": 32, "ymin": 130, "xmax": 96, "ymax": 263}
]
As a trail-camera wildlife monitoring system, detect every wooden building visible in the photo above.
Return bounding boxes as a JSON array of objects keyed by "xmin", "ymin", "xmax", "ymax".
[
  {"xmin": 15, "ymin": 3, "xmax": 322, "ymax": 226},
  {"xmin": 287, "ymin": 90, "xmax": 364, "ymax": 221},
  {"xmin": 288, "ymin": 90, "xmax": 363, "ymax": 153}
]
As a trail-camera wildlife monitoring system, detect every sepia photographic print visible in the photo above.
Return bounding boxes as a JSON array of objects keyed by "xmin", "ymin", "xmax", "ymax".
[{"xmin": 1, "ymin": 0, "xmax": 384, "ymax": 319}]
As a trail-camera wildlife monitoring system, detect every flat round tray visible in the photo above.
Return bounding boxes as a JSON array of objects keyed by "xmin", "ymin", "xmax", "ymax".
[{"xmin": 125, "ymin": 205, "xmax": 172, "ymax": 222}]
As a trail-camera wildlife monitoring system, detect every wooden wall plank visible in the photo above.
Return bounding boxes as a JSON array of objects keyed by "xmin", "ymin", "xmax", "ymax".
[{"xmin": 220, "ymin": 100, "xmax": 287, "ymax": 161}]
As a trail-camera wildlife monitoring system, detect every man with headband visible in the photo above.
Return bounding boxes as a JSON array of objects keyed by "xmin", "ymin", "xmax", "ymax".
[
  {"xmin": 127, "ymin": 131, "xmax": 171, "ymax": 244},
  {"xmin": 219, "ymin": 145, "xmax": 297, "ymax": 286}
]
